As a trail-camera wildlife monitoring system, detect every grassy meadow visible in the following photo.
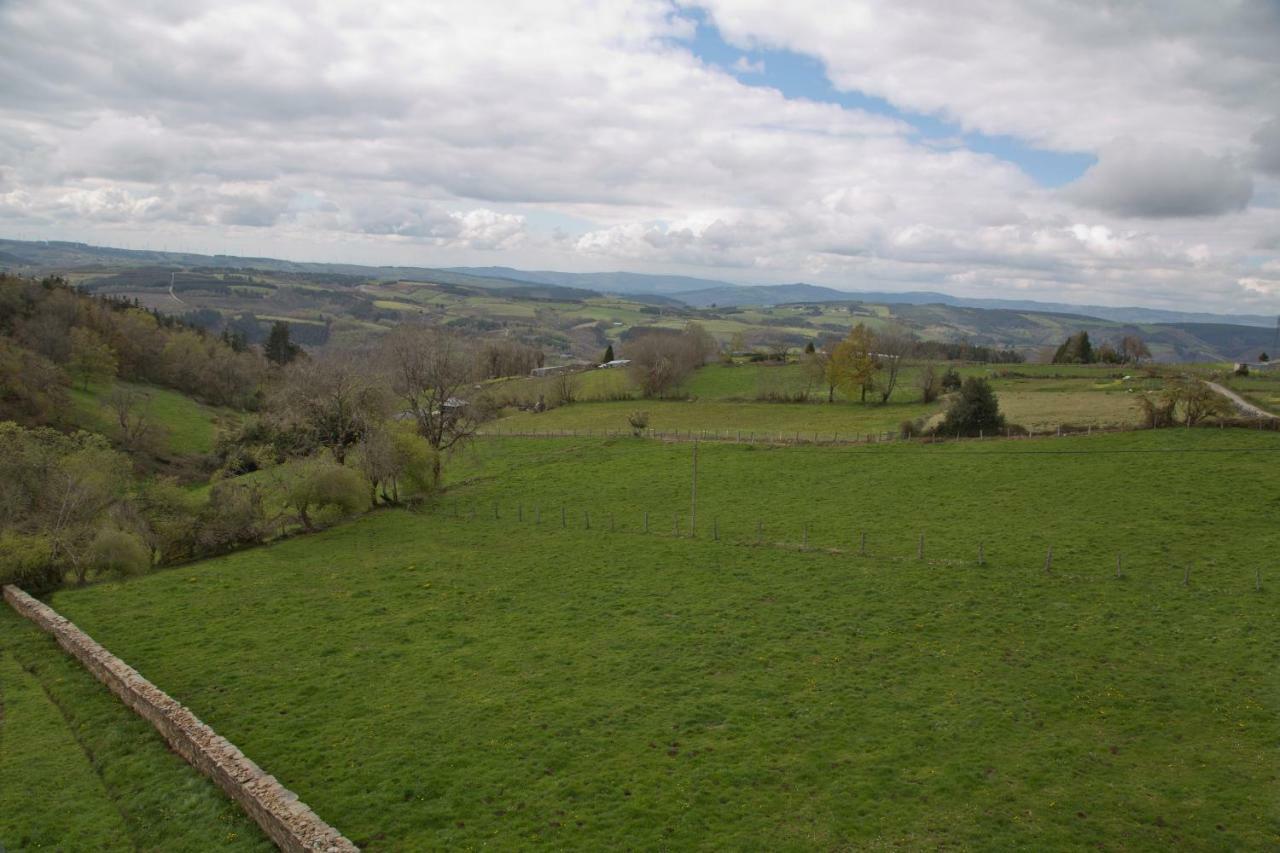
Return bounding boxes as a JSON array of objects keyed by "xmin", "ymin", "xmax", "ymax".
[
  {"xmin": 42, "ymin": 428, "xmax": 1280, "ymax": 850},
  {"xmin": 491, "ymin": 361, "xmax": 1163, "ymax": 435},
  {"xmin": 0, "ymin": 608, "xmax": 271, "ymax": 851}
]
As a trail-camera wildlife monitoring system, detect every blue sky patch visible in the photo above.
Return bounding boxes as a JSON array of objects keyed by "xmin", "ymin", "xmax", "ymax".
[{"xmin": 678, "ymin": 9, "xmax": 1095, "ymax": 188}]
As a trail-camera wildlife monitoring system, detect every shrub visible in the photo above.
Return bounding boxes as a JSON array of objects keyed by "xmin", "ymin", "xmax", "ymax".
[
  {"xmin": 627, "ymin": 411, "xmax": 650, "ymax": 437},
  {"xmin": 286, "ymin": 458, "xmax": 370, "ymax": 530},
  {"xmin": 88, "ymin": 528, "xmax": 150, "ymax": 578},
  {"xmin": 940, "ymin": 377, "xmax": 1005, "ymax": 437},
  {"xmin": 1234, "ymin": 363, "xmax": 1250, "ymax": 376},
  {"xmin": 940, "ymin": 367, "xmax": 962, "ymax": 392},
  {"xmin": 0, "ymin": 531, "xmax": 61, "ymax": 593},
  {"xmin": 899, "ymin": 418, "xmax": 923, "ymax": 439}
]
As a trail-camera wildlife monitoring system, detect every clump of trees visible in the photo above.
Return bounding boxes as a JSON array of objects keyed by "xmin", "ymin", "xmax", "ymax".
[
  {"xmin": 1053, "ymin": 331, "xmax": 1150, "ymax": 365},
  {"xmin": 1137, "ymin": 380, "xmax": 1230, "ymax": 428},
  {"xmin": 624, "ymin": 323, "xmax": 716, "ymax": 398},
  {"xmin": 0, "ymin": 274, "xmax": 265, "ymax": 412}
]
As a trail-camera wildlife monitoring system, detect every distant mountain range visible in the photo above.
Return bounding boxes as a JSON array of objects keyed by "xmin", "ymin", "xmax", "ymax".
[
  {"xmin": 1, "ymin": 238, "xmax": 1274, "ymax": 330},
  {"xmin": 449, "ymin": 265, "xmax": 1278, "ymax": 328}
]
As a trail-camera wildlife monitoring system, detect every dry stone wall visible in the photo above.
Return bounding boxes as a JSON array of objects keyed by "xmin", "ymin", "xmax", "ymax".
[{"xmin": 3, "ymin": 584, "xmax": 359, "ymax": 853}]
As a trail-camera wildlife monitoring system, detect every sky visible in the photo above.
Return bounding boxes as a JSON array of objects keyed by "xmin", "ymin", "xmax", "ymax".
[{"xmin": 1, "ymin": 0, "xmax": 1279, "ymax": 312}]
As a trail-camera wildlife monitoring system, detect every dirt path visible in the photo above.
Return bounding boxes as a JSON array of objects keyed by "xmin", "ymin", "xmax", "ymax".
[{"xmin": 1205, "ymin": 380, "xmax": 1276, "ymax": 419}]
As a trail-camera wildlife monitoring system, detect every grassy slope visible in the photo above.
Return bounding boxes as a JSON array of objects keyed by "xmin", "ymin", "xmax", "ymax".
[
  {"xmin": 0, "ymin": 608, "xmax": 271, "ymax": 851},
  {"xmin": 69, "ymin": 379, "xmax": 238, "ymax": 456},
  {"xmin": 48, "ymin": 429, "xmax": 1280, "ymax": 850}
]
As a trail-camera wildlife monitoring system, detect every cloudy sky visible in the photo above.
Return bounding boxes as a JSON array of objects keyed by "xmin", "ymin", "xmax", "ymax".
[{"xmin": 2, "ymin": 0, "xmax": 1279, "ymax": 311}]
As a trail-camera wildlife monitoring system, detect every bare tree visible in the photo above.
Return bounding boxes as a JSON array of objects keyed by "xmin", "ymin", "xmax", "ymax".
[
  {"xmin": 106, "ymin": 385, "xmax": 167, "ymax": 455},
  {"xmin": 624, "ymin": 330, "xmax": 702, "ymax": 398},
  {"xmin": 549, "ymin": 370, "xmax": 580, "ymax": 406},
  {"xmin": 874, "ymin": 328, "xmax": 914, "ymax": 403},
  {"xmin": 273, "ymin": 350, "xmax": 390, "ymax": 464},
  {"xmin": 380, "ymin": 324, "xmax": 484, "ymax": 473},
  {"xmin": 917, "ymin": 363, "xmax": 941, "ymax": 404}
]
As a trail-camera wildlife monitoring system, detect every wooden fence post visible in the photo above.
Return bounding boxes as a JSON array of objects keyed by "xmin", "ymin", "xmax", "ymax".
[
  {"xmin": 859, "ymin": 532, "xmax": 867, "ymax": 556},
  {"xmin": 918, "ymin": 532, "xmax": 925, "ymax": 561},
  {"xmin": 561, "ymin": 505, "xmax": 566, "ymax": 528},
  {"xmin": 644, "ymin": 511, "xmax": 649, "ymax": 533},
  {"xmin": 1043, "ymin": 546, "xmax": 1053, "ymax": 574},
  {"xmin": 978, "ymin": 541, "xmax": 985, "ymax": 566}
]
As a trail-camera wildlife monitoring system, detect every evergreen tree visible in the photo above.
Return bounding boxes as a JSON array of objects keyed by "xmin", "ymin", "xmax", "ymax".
[
  {"xmin": 264, "ymin": 320, "xmax": 301, "ymax": 365},
  {"xmin": 602, "ymin": 344, "xmax": 615, "ymax": 363},
  {"xmin": 940, "ymin": 377, "xmax": 1005, "ymax": 436},
  {"xmin": 804, "ymin": 341, "xmax": 816, "ymax": 354},
  {"xmin": 1052, "ymin": 330, "xmax": 1095, "ymax": 364}
]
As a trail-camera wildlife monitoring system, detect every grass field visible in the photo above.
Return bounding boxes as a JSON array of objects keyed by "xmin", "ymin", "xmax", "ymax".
[
  {"xmin": 0, "ymin": 608, "xmax": 270, "ymax": 851},
  {"xmin": 70, "ymin": 379, "xmax": 239, "ymax": 457},
  {"xmin": 43, "ymin": 428, "xmax": 1280, "ymax": 849},
  {"xmin": 492, "ymin": 362, "xmax": 1159, "ymax": 435}
]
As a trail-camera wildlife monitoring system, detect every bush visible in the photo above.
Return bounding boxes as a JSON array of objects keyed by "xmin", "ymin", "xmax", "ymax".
[
  {"xmin": 899, "ymin": 418, "xmax": 924, "ymax": 439},
  {"xmin": 286, "ymin": 458, "xmax": 370, "ymax": 530},
  {"xmin": 627, "ymin": 411, "xmax": 650, "ymax": 436},
  {"xmin": 1234, "ymin": 363, "xmax": 1250, "ymax": 376},
  {"xmin": 87, "ymin": 528, "xmax": 150, "ymax": 578},
  {"xmin": 0, "ymin": 531, "xmax": 61, "ymax": 593},
  {"xmin": 940, "ymin": 367, "xmax": 962, "ymax": 392},
  {"xmin": 940, "ymin": 377, "xmax": 1005, "ymax": 437}
]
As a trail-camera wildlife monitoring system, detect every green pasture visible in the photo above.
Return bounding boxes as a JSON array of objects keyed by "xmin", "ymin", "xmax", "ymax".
[
  {"xmin": 70, "ymin": 380, "xmax": 238, "ymax": 456},
  {"xmin": 0, "ymin": 608, "xmax": 270, "ymax": 851},
  {"xmin": 43, "ymin": 428, "xmax": 1280, "ymax": 850}
]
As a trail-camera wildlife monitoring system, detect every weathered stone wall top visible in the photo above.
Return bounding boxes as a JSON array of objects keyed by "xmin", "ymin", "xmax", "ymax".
[{"xmin": 3, "ymin": 584, "xmax": 359, "ymax": 853}]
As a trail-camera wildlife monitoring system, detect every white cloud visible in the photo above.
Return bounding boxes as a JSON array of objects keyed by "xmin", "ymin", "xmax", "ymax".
[{"xmin": 0, "ymin": 0, "xmax": 1276, "ymax": 311}]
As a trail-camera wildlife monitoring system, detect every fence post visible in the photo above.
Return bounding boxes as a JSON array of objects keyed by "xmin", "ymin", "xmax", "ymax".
[
  {"xmin": 535, "ymin": 506, "xmax": 541, "ymax": 525},
  {"xmin": 561, "ymin": 505, "xmax": 566, "ymax": 528},
  {"xmin": 1182, "ymin": 563, "xmax": 1190, "ymax": 586},
  {"xmin": 1044, "ymin": 546, "xmax": 1053, "ymax": 574},
  {"xmin": 585, "ymin": 510, "xmax": 591, "ymax": 530},
  {"xmin": 644, "ymin": 511, "xmax": 649, "ymax": 533},
  {"xmin": 802, "ymin": 523, "xmax": 808, "ymax": 549},
  {"xmin": 493, "ymin": 502, "xmax": 499, "ymax": 520},
  {"xmin": 673, "ymin": 514, "xmax": 679, "ymax": 536},
  {"xmin": 1256, "ymin": 568, "xmax": 1262, "ymax": 592},
  {"xmin": 518, "ymin": 505, "xmax": 523, "ymax": 522},
  {"xmin": 756, "ymin": 519, "xmax": 763, "ymax": 543},
  {"xmin": 859, "ymin": 532, "xmax": 867, "ymax": 556},
  {"xmin": 610, "ymin": 514, "xmax": 615, "ymax": 533},
  {"xmin": 713, "ymin": 518, "xmax": 719, "ymax": 541},
  {"xmin": 978, "ymin": 541, "xmax": 985, "ymax": 566},
  {"xmin": 918, "ymin": 532, "xmax": 925, "ymax": 561},
  {"xmin": 1115, "ymin": 553, "xmax": 1122, "ymax": 578}
]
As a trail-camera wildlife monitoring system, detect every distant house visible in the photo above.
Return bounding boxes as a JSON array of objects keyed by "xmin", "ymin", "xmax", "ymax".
[{"xmin": 598, "ymin": 358, "xmax": 631, "ymax": 369}]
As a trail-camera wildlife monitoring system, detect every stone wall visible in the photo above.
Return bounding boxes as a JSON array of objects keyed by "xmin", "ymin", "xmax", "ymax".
[{"xmin": 3, "ymin": 584, "xmax": 359, "ymax": 853}]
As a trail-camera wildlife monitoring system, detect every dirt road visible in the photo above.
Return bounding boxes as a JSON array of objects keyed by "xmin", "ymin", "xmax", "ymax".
[{"xmin": 1205, "ymin": 380, "xmax": 1276, "ymax": 419}]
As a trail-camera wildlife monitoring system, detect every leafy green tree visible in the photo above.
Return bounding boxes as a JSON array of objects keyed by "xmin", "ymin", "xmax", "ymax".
[
  {"xmin": 69, "ymin": 327, "xmax": 118, "ymax": 390},
  {"xmin": 940, "ymin": 377, "xmax": 1005, "ymax": 436},
  {"xmin": 285, "ymin": 457, "xmax": 370, "ymax": 530},
  {"xmin": 264, "ymin": 320, "xmax": 301, "ymax": 365}
]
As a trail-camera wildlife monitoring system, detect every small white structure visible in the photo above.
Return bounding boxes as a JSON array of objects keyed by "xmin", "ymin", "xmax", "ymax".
[{"xmin": 598, "ymin": 359, "xmax": 631, "ymax": 369}]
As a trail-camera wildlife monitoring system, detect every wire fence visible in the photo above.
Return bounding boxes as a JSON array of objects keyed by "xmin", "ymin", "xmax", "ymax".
[
  {"xmin": 476, "ymin": 418, "xmax": 1280, "ymax": 446},
  {"xmin": 435, "ymin": 499, "xmax": 1269, "ymax": 593}
]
